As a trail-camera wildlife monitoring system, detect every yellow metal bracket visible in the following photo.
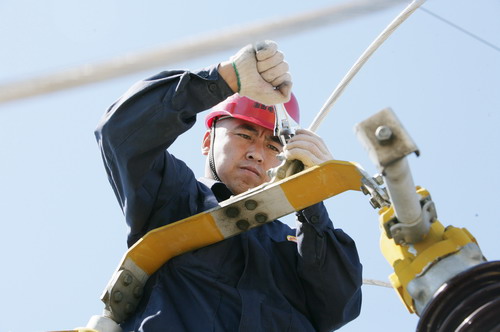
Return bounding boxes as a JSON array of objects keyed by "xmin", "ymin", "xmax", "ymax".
[{"xmin": 378, "ymin": 187, "xmax": 479, "ymax": 313}]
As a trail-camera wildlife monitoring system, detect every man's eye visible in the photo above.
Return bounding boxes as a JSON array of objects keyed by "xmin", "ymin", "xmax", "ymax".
[
  {"xmin": 237, "ymin": 133, "xmax": 251, "ymax": 140},
  {"xmin": 267, "ymin": 144, "xmax": 280, "ymax": 152}
]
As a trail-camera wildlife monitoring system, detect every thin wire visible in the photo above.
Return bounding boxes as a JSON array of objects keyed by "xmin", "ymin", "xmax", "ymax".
[{"xmin": 421, "ymin": 7, "xmax": 500, "ymax": 53}]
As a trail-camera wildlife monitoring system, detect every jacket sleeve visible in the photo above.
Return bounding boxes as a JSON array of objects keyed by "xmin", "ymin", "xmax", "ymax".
[
  {"xmin": 94, "ymin": 65, "xmax": 234, "ymax": 246},
  {"xmin": 295, "ymin": 202, "xmax": 363, "ymax": 331}
]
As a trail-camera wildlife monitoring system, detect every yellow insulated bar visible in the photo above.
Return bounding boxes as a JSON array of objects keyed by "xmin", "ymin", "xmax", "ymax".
[
  {"xmin": 99, "ymin": 160, "xmax": 367, "ymax": 324},
  {"xmin": 282, "ymin": 160, "xmax": 363, "ymax": 209},
  {"xmin": 120, "ymin": 160, "xmax": 363, "ymax": 276},
  {"xmin": 127, "ymin": 213, "xmax": 224, "ymax": 276}
]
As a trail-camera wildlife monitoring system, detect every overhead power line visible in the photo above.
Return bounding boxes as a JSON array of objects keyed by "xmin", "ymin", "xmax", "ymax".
[
  {"xmin": 0, "ymin": 0, "xmax": 406, "ymax": 104},
  {"xmin": 421, "ymin": 7, "xmax": 500, "ymax": 53}
]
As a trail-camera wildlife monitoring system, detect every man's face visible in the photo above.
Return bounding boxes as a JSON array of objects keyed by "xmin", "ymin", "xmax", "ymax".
[{"xmin": 202, "ymin": 118, "xmax": 283, "ymax": 195}]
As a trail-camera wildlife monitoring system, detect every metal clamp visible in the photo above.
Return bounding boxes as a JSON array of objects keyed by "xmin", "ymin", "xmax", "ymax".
[
  {"xmin": 359, "ymin": 169, "xmax": 391, "ymax": 209},
  {"xmin": 274, "ymin": 103, "xmax": 300, "ymax": 146},
  {"xmin": 383, "ymin": 193, "xmax": 437, "ymax": 244}
]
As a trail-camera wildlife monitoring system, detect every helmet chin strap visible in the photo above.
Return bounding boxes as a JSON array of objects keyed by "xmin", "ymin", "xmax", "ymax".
[{"xmin": 208, "ymin": 119, "xmax": 222, "ymax": 182}]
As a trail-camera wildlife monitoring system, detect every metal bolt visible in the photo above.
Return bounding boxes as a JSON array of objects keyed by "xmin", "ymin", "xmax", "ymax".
[
  {"xmin": 122, "ymin": 273, "xmax": 133, "ymax": 286},
  {"xmin": 373, "ymin": 174, "xmax": 384, "ymax": 185},
  {"xmin": 133, "ymin": 286, "xmax": 143, "ymax": 298},
  {"xmin": 225, "ymin": 206, "xmax": 240, "ymax": 218},
  {"xmin": 369, "ymin": 197, "xmax": 381, "ymax": 209},
  {"xmin": 375, "ymin": 125, "xmax": 393, "ymax": 143},
  {"xmin": 236, "ymin": 219, "xmax": 250, "ymax": 231},
  {"xmin": 255, "ymin": 213, "xmax": 268, "ymax": 223},
  {"xmin": 360, "ymin": 185, "xmax": 369, "ymax": 195},
  {"xmin": 125, "ymin": 302, "xmax": 135, "ymax": 314},
  {"xmin": 113, "ymin": 291, "xmax": 123, "ymax": 303},
  {"xmin": 245, "ymin": 200, "xmax": 258, "ymax": 210}
]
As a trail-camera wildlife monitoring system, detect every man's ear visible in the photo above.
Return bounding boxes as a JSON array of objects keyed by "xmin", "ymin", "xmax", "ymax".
[{"xmin": 201, "ymin": 130, "xmax": 211, "ymax": 156}]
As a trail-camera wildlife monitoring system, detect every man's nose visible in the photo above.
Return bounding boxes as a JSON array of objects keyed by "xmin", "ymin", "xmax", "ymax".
[{"xmin": 246, "ymin": 143, "xmax": 264, "ymax": 163}]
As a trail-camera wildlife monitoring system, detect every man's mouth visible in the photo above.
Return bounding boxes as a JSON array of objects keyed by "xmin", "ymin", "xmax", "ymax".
[{"xmin": 240, "ymin": 166, "xmax": 261, "ymax": 178}]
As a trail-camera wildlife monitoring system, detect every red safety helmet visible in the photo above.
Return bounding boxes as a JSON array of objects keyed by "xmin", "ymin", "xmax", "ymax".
[{"xmin": 205, "ymin": 93, "xmax": 300, "ymax": 130}]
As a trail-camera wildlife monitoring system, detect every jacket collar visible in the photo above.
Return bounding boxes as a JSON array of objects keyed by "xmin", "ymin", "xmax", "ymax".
[{"xmin": 199, "ymin": 177, "xmax": 233, "ymax": 202}]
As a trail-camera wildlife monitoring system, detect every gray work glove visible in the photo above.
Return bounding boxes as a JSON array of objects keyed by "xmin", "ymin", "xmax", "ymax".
[
  {"xmin": 283, "ymin": 129, "xmax": 334, "ymax": 168},
  {"xmin": 231, "ymin": 40, "xmax": 292, "ymax": 105}
]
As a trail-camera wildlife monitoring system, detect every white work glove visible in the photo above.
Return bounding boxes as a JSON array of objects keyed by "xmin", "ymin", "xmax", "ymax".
[
  {"xmin": 231, "ymin": 40, "xmax": 292, "ymax": 105},
  {"xmin": 283, "ymin": 129, "xmax": 334, "ymax": 168}
]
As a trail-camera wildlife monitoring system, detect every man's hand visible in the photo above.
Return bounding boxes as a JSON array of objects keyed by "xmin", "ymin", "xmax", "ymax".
[
  {"xmin": 229, "ymin": 40, "xmax": 292, "ymax": 105},
  {"xmin": 283, "ymin": 129, "xmax": 334, "ymax": 168}
]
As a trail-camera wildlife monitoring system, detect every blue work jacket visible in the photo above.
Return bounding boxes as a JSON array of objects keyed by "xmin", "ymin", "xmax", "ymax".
[{"xmin": 95, "ymin": 65, "xmax": 362, "ymax": 332}]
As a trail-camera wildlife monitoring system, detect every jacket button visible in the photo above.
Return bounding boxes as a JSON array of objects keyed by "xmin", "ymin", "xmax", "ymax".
[
  {"xmin": 208, "ymin": 83, "xmax": 217, "ymax": 92},
  {"xmin": 310, "ymin": 215, "xmax": 319, "ymax": 224}
]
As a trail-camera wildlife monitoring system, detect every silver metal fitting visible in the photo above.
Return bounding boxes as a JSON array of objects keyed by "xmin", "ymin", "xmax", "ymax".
[{"xmin": 375, "ymin": 125, "xmax": 393, "ymax": 143}]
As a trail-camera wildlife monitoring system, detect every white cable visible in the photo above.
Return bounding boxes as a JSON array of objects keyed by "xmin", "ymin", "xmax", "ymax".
[
  {"xmin": 308, "ymin": 0, "xmax": 426, "ymax": 132},
  {"xmin": 363, "ymin": 278, "xmax": 392, "ymax": 288},
  {"xmin": 0, "ymin": 0, "xmax": 405, "ymax": 104}
]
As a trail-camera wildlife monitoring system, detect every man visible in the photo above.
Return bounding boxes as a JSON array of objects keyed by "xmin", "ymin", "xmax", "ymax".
[{"xmin": 95, "ymin": 40, "xmax": 362, "ymax": 331}]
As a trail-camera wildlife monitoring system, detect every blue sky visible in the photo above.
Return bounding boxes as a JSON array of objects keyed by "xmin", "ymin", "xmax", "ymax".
[{"xmin": 1, "ymin": 0, "xmax": 499, "ymax": 331}]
